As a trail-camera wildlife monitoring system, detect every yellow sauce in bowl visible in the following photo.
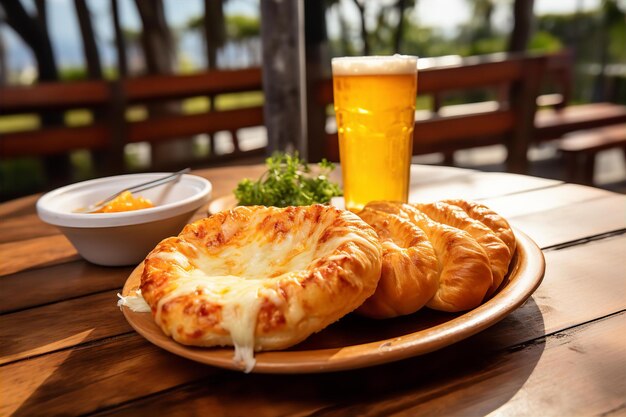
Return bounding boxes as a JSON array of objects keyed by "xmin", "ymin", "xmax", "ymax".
[{"xmin": 93, "ymin": 191, "xmax": 154, "ymax": 213}]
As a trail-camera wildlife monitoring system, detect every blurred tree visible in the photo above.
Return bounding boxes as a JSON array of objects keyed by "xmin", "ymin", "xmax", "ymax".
[
  {"xmin": 337, "ymin": 4, "xmax": 356, "ymax": 55},
  {"xmin": 203, "ymin": 0, "xmax": 225, "ymax": 70},
  {"xmin": 74, "ymin": 0, "xmax": 102, "ymax": 79},
  {"xmin": 134, "ymin": 0, "xmax": 187, "ymax": 168},
  {"xmin": 111, "ymin": 0, "xmax": 127, "ymax": 78},
  {"xmin": 350, "ymin": 0, "xmax": 369, "ymax": 55},
  {"xmin": 0, "ymin": 0, "xmax": 70, "ymax": 182},
  {"xmin": 135, "ymin": 0, "xmax": 175, "ymax": 75},
  {"xmin": 593, "ymin": 0, "xmax": 624, "ymax": 101},
  {"xmin": 188, "ymin": 12, "xmax": 260, "ymax": 68},
  {"xmin": 461, "ymin": 0, "xmax": 494, "ymax": 44},
  {"xmin": 457, "ymin": 0, "xmax": 507, "ymax": 55},
  {"xmin": 0, "ymin": 0, "xmax": 58, "ymax": 83},
  {"xmin": 225, "ymin": 14, "xmax": 260, "ymax": 40},
  {"xmin": 348, "ymin": 0, "xmax": 416, "ymax": 55},
  {"xmin": 0, "ymin": 30, "xmax": 6, "ymax": 84},
  {"xmin": 393, "ymin": 0, "xmax": 413, "ymax": 52},
  {"xmin": 508, "ymin": 0, "xmax": 534, "ymax": 52}
]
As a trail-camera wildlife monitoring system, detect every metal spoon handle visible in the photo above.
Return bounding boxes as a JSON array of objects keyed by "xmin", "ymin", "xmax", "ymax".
[
  {"xmin": 123, "ymin": 167, "xmax": 191, "ymax": 195},
  {"xmin": 84, "ymin": 168, "xmax": 191, "ymax": 213}
]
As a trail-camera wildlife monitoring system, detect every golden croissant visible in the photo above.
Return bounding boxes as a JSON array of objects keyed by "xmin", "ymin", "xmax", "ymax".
[{"xmin": 356, "ymin": 200, "xmax": 515, "ymax": 318}]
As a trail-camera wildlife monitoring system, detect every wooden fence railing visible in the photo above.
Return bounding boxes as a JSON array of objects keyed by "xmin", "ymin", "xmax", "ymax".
[
  {"xmin": 309, "ymin": 53, "xmax": 548, "ymax": 173},
  {"xmin": 0, "ymin": 67, "xmax": 266, "ymax": 182},
  {"xmin": 4, "ymin": 51, "xmax": 621, "ymax": 198}
]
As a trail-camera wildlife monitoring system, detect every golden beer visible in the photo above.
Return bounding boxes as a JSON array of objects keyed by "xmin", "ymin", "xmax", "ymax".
[{"xmin": 332, "ymin": 56, "xmax": 418, "ymax": 211}]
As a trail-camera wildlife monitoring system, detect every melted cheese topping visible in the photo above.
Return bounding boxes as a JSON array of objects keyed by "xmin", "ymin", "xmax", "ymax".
[
  {"xmin": 156, "ymin": 270, "xmax": 273, "ymax": 373},
  {"xmin": 144, "ymin": 206, "xmax": 382, "ymax": 372},
  {"xmin": 117, "ymin": 289, "xmax": 151, "ymax": 313}
]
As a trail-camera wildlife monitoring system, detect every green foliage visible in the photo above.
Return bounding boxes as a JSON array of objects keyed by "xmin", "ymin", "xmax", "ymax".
[
  {"xmin": 401, "ymin": 26, "xmax": 460, "ymax": 58},
  {"xmin": 468, "ymin": 37, "xmax": 506, "ymax": 55},
  {"xmin": 0, "ymin": 158, "xmax": 45, "ymax": 200},
  {"xmin": 528, "ymin": 31, "xmax": 563, "ymax": 53},
  {"xmin": 226, "ymin": 15, "xmax": 260, "ymax": 40},
  {"xmin": 59, "ymin": 67, "xmax": 89, "ymax": 81},
  {"xmin": 234, "ymin": 152, "xmax": 342, "ymax": 207},
  {"xmin": 189, "ymin": 14, "xmax": 260, "ymax": 41}
]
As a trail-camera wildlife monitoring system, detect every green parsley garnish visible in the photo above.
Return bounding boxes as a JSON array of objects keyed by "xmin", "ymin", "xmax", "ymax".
[{"xmin": 234, "ymin": 152, "xmax": 342, "ymax": 207}]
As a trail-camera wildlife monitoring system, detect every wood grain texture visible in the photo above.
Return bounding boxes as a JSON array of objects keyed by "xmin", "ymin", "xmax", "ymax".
[
  {"xmin": 2, "ymin": 234, "xmax": 624, "ymax": 416},
  {"xmin": 0, "ymin": 261, "xmax": 132, "ymax": 313},
  {"xmin": 0, "ymin": 291, "xmax": 130, "ymax": 365},
  {"xmin": 480, "ymin": 183, "xmax": 613, "ymax": 218},
  {"xmin": 0, "ymin": 194, "xmax": 39, "ymax": 219},
  {"xmin": 510, "ymin": 194, "xmax": 626, "ymax": 248},
  {"xmin": 0, "ymin": 334, "xmax": 219, "ymax": 417},
  {"xmin": 0, "ymin": 213, "xmax": 60, "ymax": 244},
  {"xmin": 94, "ymin": 313, "xmax": 626, "ymax": 417},
  {"xmin": 410, "ymin": 171, "xmax": 560, "ymax": 202},
  {"xmin": 0, "ymin": 235, "xmax": 79, "ymax": 276},
  {"xmin": 1, "ymin": 164, "xmax": 624, "ymax": 417}
]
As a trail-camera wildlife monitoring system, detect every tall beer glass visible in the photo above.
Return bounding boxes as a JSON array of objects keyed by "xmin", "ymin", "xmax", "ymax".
[{"xmin": 332, "ymin": 55, "xmax": 418, "ymax": 212}]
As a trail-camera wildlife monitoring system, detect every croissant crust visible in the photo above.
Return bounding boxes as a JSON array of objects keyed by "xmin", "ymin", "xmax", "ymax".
[{"xmin": 357, "ymin": 200, "xmax": 515, "ymax": 317}]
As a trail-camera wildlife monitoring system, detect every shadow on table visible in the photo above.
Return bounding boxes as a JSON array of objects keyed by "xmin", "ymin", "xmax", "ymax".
[
  {"xmin": 9, "ymin": 296, "xmax": 545, "ymax": 416},
  {"xmin": 112, "ymin": 298, "xmax": 543, "ymax": 416}
]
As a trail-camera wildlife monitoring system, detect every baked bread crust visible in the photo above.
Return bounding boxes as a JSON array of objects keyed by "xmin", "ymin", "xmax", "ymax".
[
  {"xmin": 140, "ymin": 204, "xmax": 382, "ymax": 365},
  {"xmin": 356, "ymin": 206, "xmax": 439, "ymax": 318},
  {"xmin": 358, "ymin": 201, "xmax": 513, "ymax": 316},
  {"xmin": 415, "ymin": 201, "xmax": 511, "ymax": 294},
  {"xmin": 443, "ymin": 199, "xmax": 517, "ymax": 256}
]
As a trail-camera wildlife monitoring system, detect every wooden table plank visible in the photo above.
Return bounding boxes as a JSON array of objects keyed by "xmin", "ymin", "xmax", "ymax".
[
  {"xmin": 93, "ymin": 313, "xmax": 626, "ymax": 417},
  {"xmin": 484, "ymin": 314, "xmax": 626, "ymax": 417},
  {"xmin": 0, "ymin": 213, "xmax": 60, "ymax": 244},
  {"xmin": 0, "ymin": 334, "xmax": 218, "ymax": 417},
  {"xmin": 510, "ymin": 194, "xmax": 626, "ymax": 248},
  {"xmin": 0, "ymin": 194, "xmax": 39, "ymax": 219},
  {"xmin": 0, "ymin": 261, "xmax": 132, "ymax": 314},
  {"xmin": 1, "ymin": 164, "xmax": 622, "ymax": 417},
  {"xmin": 410, "ymin": 171, "xmax": 560, "ymax": 202},
  {"xmin": 0, "ymin": 291, "xmax": 131, "ymax": 365},
  {"xmin": 2, "ymin": 234, "xmax": 624, "ymax": 416},
  {"xmin": 0, "ymin": 235, "xmax": 79, "ymax": 276},
  {"xmin": 2, "ymin": 233, "xmax": 624, "ymax": 370},
  {"xmin": 535, "ymin": 233, "xmax": 626, "ymax": 332},
  {"xmin": 480, "ymin": 183, "xmax": 613, "ymax": 219}
]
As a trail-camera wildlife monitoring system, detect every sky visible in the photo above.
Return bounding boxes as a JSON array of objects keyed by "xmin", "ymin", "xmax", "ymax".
[{"xmin": 1, "ymin": 0, "xmax": 605, "ymax": 73}]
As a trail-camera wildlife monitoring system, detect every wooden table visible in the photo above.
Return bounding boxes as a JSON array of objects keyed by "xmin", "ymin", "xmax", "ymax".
[{"xmin": 1, "ymin": 164, "xmax": 625, "ymax": 416}]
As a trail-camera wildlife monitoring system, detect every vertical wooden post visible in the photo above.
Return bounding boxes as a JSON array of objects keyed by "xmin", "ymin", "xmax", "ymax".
[
  {"xmin": 111, "ymin": 0, "xmax": 128, "ymax": 78},
  {"xmin": 260, "ymin": 0, "xmax": 307, "ymax": 157},
  {"xmin": 107, "ymin": 80, "xmax": 127, "ymax": 175},
  {"xmin": 506, "ymin": 54, "xmax": 546, "ymax": 174},
  {"xmin": 305, "ymin": 0, "xmax": 330, "ymax": 162}
]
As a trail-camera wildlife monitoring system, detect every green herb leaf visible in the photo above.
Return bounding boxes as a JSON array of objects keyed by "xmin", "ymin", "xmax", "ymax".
[{"xmin": 234, "ymin": 152, "xmax": 342, "ymax": 207}]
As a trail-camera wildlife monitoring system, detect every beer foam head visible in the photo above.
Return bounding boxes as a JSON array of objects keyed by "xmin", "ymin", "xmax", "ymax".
[{"xmin": 332, "ymin": 55, "xmax": 418, "ymax": 76}]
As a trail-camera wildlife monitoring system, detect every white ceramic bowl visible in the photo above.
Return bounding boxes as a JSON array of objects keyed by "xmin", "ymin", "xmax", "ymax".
[{"xmin": 37, "ymin": 173, "xmax": 212, "ymax": 266}]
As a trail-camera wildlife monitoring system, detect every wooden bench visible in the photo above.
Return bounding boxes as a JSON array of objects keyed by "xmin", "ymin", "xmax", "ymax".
[
  {"xmin": 535, "ymin": 50, "xmax": 626, "ymax": 142},
  {"xmin": 557, "ymin": 124, "xmax": 626, "ymax": 185},
  {"xmin": 310, "ymin": 53, "xmax": 546, "ymax": 173},
  {"xmin": 534, "ymin": 50, "xmax": 626, "ymax": 184}
]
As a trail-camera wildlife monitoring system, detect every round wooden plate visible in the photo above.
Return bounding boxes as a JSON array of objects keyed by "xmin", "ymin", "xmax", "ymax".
[{"xmin": 121, "ymin": 228, "xmax": 544, "ymax": 374}]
